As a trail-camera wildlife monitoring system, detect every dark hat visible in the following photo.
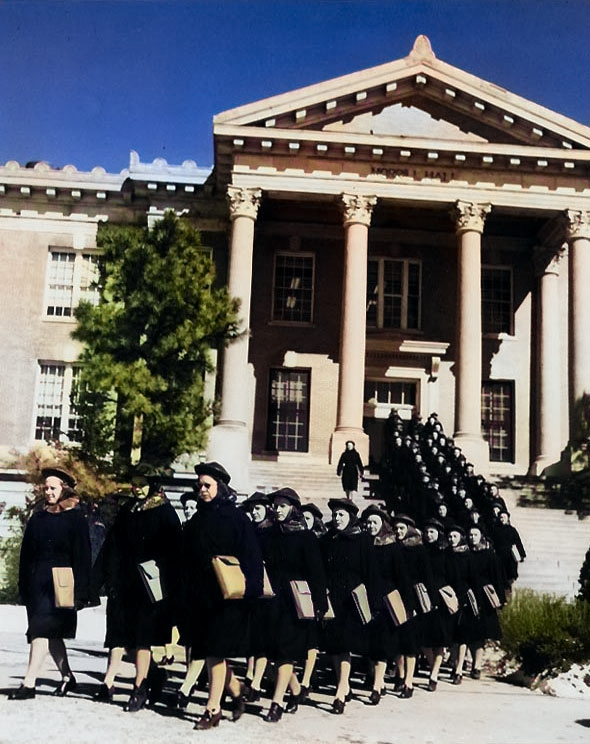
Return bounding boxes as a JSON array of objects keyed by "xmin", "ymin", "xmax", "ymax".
[
  {"xmin": 243, "ymin": 491, "xmax": 271, "ymax": 508},
  {"xmin": 180, "ymin": 491, "xmax": 199, "ymax": 507},
  {"xmin": 271, "ymin": 487, "xmax": 301, "ymax": 506},
  {"xmin": 446, "ymin": 524, "xmax": 466, "ymax": 536},
  {"xmin": 41, "ymin": 467, "xmax": 76, "ymax": 489},
  {"xmin": 301, "ymin": 503, "xmax": 324, "ymax": 521},
  {"xmin": 392, "ymin": 513, "xmax": 416, "ymax": 528},
  {"xmin": 328, "ymin": 498, "xmax": 359, "ymax": 516},
  {"xmin": 131, "ymin": 462, "xmax": 172, "ymax": 483},
  {"xmin": 345, "ymin": 440, "xmax": 355, "ymax": 447},
  {"xmin": 423, "ymin": 518, "xmax": 444, "ymax": 532},
  {"xmin": 361, "ymin": 504, "xmax": 390, "ymax": 524},
  {"xmin": 194, "ymin": 461, "xmax": 231, "ymax": 485}
]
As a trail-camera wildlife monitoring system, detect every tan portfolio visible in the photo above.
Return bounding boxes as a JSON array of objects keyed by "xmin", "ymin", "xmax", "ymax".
[
  {"xmin": 483, "ymin": 583, "xmax": 502, "ymax": 609},
  {"xmin": 211, "ymin": 555, "xmax": 246, "ymax": 600},
  {"xmin": 438, "ymin": 585, "xmax": 460, "ymax": 615},
  {"xmin": 138, "ymin": 559, "xmax": 165, "ymax": 603},
  {"xmin": 290, "ymin": 580, "xmax": 315, "ymax": 619},
  {"xmin": 351, "ymin": 583, "xmax": 372, "ymax": 625},
  {"xmin": 52, "ymin": 566, "xmax": 75, "ymax": 609},
  {"xmin": 384, "ymin": 588, "xmax": 407, "ymax": 626}
]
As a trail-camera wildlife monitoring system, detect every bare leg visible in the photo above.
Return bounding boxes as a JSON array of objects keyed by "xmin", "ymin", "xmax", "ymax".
[
  {"xmin": 22, "ymin": 637, "xmax": 49, "ymax": 687},
  {"xmin": 429, "ymin": 647, "xmax": 444, "ymax": 682},
  {"xmin": 224, "ymin": 664, "xmax": 241, "ymax": 698},
  {"xmin": 135, "ymin": 647, "xmax": 151, "ymax": 687},
  {"xmin": 301, "ymin": 648, "xmax": 318, "ymax": 688},
  {"xmin": 404, "ymin": 655, "xmax": 416, "ymax": 689},
  {"xmin": 288, "ymin": 671, "xmax": 301, "ymax": 696},
  {"xmin": 373, "ymin": 660, "xmax": 386, "ymax": 691},
  {"xmin": 205, "ymin": 657, "xmax": 226, "ymax": 713},
  {"xmin": 104, "ymin": 647, "xmax": 125, "ymax": 687},
  {"xmin": 272, "ymin": 663, "xmax": 293, "ymax": 706},
  {"xmin": 48, "ymin": 638, "xmax": 73, "ymax": 680},
  {"xmin": 333, "ymin": 653, "xmax": 351, "ymax": 701},
  {"xmin": 251, "ymin": 656, "xmax": 268, "ymax": 692},
  {"xmin": 245, "ymin": 655, "xmax": 255, "ymax": 683},
  {"xmin": 180, "ymin": 658, "xmax": 204, "ymax": 697},
  {"xmin": 454, "ymin": 643, "xmax": 467, "ymax": 677},
  {"xmin": 470, "ymin": 644, "xmax": 484, "ymax": 674}
]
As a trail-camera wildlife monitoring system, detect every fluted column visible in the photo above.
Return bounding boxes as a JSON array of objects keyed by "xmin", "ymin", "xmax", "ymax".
[
  {"xmin": 531, "ymin": 244, "xmax": 566, "ymax": 474},
  {"xmin": 208, "ymin": 186, "xmax": 261, "ymax": 490},
  {"xmin": 330, "ymin": 193, "xmax": 376, "ymax": 465},
  {"xmin": 564, "ymin": 209, "xmax": 590, "ymax": 442},
  {"xmin": 450, "ymin": 200, "xmax": 491, "ymax": 473}
]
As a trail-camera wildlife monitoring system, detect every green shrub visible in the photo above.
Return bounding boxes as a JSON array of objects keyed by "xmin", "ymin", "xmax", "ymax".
[{"xmin": 500, "ymin": 588, "xmax": 590, "ymax": 676}]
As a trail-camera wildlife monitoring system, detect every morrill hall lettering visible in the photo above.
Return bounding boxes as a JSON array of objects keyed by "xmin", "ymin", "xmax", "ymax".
[{"xmin": 371, "ymin": 166, "xmax": 456, "ymax": 182}]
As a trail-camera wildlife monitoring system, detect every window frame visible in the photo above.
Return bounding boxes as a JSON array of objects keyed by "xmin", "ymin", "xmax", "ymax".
[
  {"xmin": 270, "ymin": 251, "xmax": 316, "ymax": 325},
  {"xmin": 266, "ymin": 367, "xmax": 311, "ymax": 453},
  {"xmin": 481, "ymin": 380, "xmax": 515, "ymax": 463},
  {"xmin": 366, "ymin": 256, "xmax": 422, "ymax": 331},
  {"xmin": 44, "ymin": 248, "xmax": 102, "ymax": 320},
  {"xmin": 33, "ymin": 361, "xmax": 81, "ymax": 444},
  {"xmin": 481, "ymin": 264, "xmax": 514, "ymax": 336}
]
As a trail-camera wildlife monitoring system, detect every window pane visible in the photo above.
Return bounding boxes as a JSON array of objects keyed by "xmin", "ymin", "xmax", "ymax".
[
  {"xmin": 366, "ymin": 260, "xmax": 379, "ymax": 327},
  {"xmin": 272, "ymin": 254, "xmax": 314, "ymax": 323},
  {"xmin": 267, "ymin": 369, "xmax": 310, "ymax": 452},
  {"xmin": 35, "ymin": 364, "xmax": 65, "ymax": 440},
  {"xmin": 482, "ymin": 381, "xmax": 514, "ymax": 462},
  {"xmin": 79, "ymin": 255, "xmax": 102, "ymax": 306},
  {"xmin": 367, "ymin": 258, "xmax": 421, "ymax": 331},
  {"xmin": 407, "ymin": 263, "xmax": 421, "ymax": 330},
  {"xmin": 67, "ymin": 368, "xmax": 83, "ymax": 442},
  {"xmin": 482, "ymin": 268, "xmax": 512, "ymax": 334},
  {"xmin": 47, "ymin": 252, "xmax": 75, "ymax": 317}
]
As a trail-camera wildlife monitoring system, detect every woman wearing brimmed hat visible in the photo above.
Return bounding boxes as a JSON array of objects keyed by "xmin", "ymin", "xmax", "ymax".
[
  {"xmin": 182, "ymin": 462, "xmax": 264, "ymax": 730},
  {"xmin": 320, "ymin": 498, "xmax": 376, "ymax": 714},
  {"xmin": 91, "ymin": 463, "xmax": 181, "ymax": 711},
  {"xmin": 361, "ymin": 505, "xmax": 412, "ymax": 704},
  {"xmin": 391, "ymin": 514, "xmax": 433, "ymax": 698},
  {"xmin": 445, "ymin": 524, "xmax": 475, "ymax": 685},
  {"xmin": 259, "ymin": 488, "xmax": 328, "ymax": 722},
  {"xmin": 8, "ymin": 467, "xmax": 91, "ymax": 700}
]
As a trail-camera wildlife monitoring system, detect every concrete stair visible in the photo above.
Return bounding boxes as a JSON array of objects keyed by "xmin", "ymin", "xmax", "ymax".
[{"xmin": 248, "ymin": 457, "xmax": 345, "ymax": 504}]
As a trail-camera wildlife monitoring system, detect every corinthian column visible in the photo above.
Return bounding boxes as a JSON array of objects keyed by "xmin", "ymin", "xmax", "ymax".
[
  {"xmin": 530, "ymin": 244, "xmax": 566, "ymax": 475},
  {"xmin": 450, "ymin": 200, "xmax": 491, "ymax": 474},
  {"xmin": 564, "ymin": 209, "xmax": 590, "ymax": 442},
  {"xmin": 330, "ymin": 193, "xmax": 377, "ymax": 466},
  {"xmin": 207, "ymin": 186, "xmax": 261, "ymax": 491}
]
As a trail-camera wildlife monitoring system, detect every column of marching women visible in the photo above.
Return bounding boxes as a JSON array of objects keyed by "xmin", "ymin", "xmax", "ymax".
[{"xmin": 3, "ymin": 423, "xmax": 525, "ymax": 730}]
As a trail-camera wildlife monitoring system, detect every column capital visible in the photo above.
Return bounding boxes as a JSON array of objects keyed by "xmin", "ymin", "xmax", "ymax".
[
  {"xmin": 563, "ymin": 209, "xmax": 590, "ymax": 241},
  {"xmin": 227, "ymin": 186, "xmax": 262, "ymax": 220},
  {"xmin": 533, "ymin": 243, "xmax": 567, "ymax": 277},
  {"xmin": 340, "ymin": 193, "xmax": 377, "ymax": 227},
  {"xmin": 451, "ymin": 201, "xmax": 492, "ymax": 234}
]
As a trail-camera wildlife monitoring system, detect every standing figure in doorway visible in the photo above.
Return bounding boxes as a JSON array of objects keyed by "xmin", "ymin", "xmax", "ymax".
[{"xmin": 337, "ymin": 441, "xmax": 364, "ymax": 500}]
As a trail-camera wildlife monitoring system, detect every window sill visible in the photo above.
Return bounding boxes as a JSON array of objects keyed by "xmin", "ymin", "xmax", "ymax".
[{"xmin": 268, "ymin": 321, "xmax": 316, "ymax": 328}]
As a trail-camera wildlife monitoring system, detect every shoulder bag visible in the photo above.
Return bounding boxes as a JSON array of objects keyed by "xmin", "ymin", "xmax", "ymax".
[
  {"xmin": 383, "ymin": 588, "xmax": 407, "ymax": 626},
  {"xmin": 211, "ymin": 555, "xmax": 246, "ymax": 600},
  {"xmin": 138, "ymin": 559, "xmax": 165, "ymax": 603},
  {"xmin": 52, "ymin": 566, "xmax": 75, "ymax": 609}
]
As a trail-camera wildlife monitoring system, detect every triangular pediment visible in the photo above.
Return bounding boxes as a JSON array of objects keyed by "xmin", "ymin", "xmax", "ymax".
[{"xmin": 215, "ymin": 35, "xmax": 590, "ymax": 151}]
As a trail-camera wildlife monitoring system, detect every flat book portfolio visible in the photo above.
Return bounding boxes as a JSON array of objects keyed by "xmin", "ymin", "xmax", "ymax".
[
  {"xmin": 211, "ymin": 555, "xmax": 246, "ymax": 600},
  {"xmin": 351, "ymin": 583, "xmax": 372, "ymax": 625},
  {"xmin": 414, "ymin": 582, "xmax": 432, "ymax": 613},
  {"xmin": 438, "ymin": 585, "xmax": 460, "ymax": 615},
  {"xmin": 52, "ymin": 567, "xmax": 75, "ymax": 609},
  {"xmin": 483, "ymin": 583, "xmax": 502, "ymax": 609},
  {"xmin": 290, "ymin": 580, "xmax": 315, "ymax": 620},
  {"xmin": 384, "ymin": 588, "xmax": 407, "ymax": 626},
  {"xmin": 467, "ymin": 588, "xmax": 480, "ymax": 618},
  {"xmin": 324, "ymin": 592, "xmax": 335, "ymax": 620},
  {"xmin": 138, "ymin": 559, "xmax": 165, "ymax": 603},
  {"xmin": 261, "ymin": 564, "xmax": 275, "ymax": 599},
  {"xmin": 511, "ymin": 544, "xmax": 522, "ymax": 562}
]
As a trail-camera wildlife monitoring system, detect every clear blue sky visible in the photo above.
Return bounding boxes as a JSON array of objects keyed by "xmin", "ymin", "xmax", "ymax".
[{"xmin": 1, "ymin": 0, "xmax": 589, "ymax": 173}]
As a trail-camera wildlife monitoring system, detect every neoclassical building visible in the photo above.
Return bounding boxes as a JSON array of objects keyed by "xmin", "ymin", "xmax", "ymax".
[{"xmin": 1, "ymin": 36, "xmax": 589, "ymax": 494}]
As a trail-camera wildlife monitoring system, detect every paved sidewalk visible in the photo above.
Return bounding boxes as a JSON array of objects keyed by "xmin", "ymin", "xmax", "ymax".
[{"xmin": 1, "ymin": 604, "xmax": 590, "ymax": 744}]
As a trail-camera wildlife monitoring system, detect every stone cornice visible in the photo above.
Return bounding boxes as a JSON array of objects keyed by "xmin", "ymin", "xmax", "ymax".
[
  {"xmin": 227, "ymin": 185, "xmax": 262, "ymax": 220},
  {"xmin": 451, "ymin": 201, "xmax": 492, "ymax": 234},
  {"xmin": 340, "ymin": 193, "xmax": 377, "ymax": 226}
]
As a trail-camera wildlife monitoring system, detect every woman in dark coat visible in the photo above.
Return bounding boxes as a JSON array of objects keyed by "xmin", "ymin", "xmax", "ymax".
[
  {"xmin": 182, "ymin": 461, "xmax": 264, "ymax": 730},
  {"xmin": 92, "ymin": 464, "xmax": 181, "ymax": 711},
  {"xmin": 491, "ymin": 510, "xmax": 526, "ymax": 594},
  {"xmin": 466, "ymin": 525, "xmax": 506, "ymax": 678},
  {"xmin": 320, "ymin": 498, "xmax": 375, "ymax": 714},
  {"xmin": 421, "ymin": 518, "xmax": 453, "ymax": 691},
  {"xmin": 361, "ymin": 504, "xmax": 411, "ymax": 704},
  {"xmin": 262, "ymin": 488, "xmax": 328, "ymax": 722},
  {"xmin": 336, "ymin": 441, "xmax": 364, "ymax": 499},
  {"xmin": 392, "ymin": 514, "xmax": 433, "ymax": 698},
  {"xmin": 445, "ymin": 525, "xmax": 475, "ymax": 684},
  {"xmin": 8, "ymin": 467, "xmax": 91, "ymax": 700}
]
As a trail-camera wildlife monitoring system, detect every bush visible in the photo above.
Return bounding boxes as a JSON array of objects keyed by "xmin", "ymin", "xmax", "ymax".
[{"xmin": 500, "ymin": 588, "xmax": 590, "ymax": 676}]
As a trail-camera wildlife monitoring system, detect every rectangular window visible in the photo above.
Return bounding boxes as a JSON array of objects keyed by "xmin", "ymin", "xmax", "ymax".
[
  {"xmin": 364, "ymin": 380, "xmax": 417, "ymax": 407},
  {"xmin": 272, "ymin": 253, "xmax": 314, "ymax": 323},
  {"xmin": 34, "ymin": 363, "xmax": 81, "ymax": 443},
  {"xmin": 45, "ymin": 249, "xmax": 101, "ymax": 318},
  {"xmin": 482, "ymin": 381, "xmax": 514, "ymax": 462},
  {"xmin": 366, "ymin": 258, "xmax": 421, "ymax": 330},
  {"xmin": 267, "ymin": 369, "xmax": 310, "ymax": 452},
  {"xmin": 482, "ymin": 266, "xmax": 513, "ymax": 335}
]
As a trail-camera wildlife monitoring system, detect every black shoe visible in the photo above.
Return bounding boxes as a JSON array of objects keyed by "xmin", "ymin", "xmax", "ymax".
[
  {"xmin": 146, "ymin": 666, "xmax": 166, "ymax": 706},
  {"xmin": 399, "ymin": 685, "xmax": 414, "ymax": 699},
  {"xmin": 230, "ymin": 690, "xmax": 246, "ymax": 722},
  {"xmin": 264, "ymin": 701, "xmax": 283, "ymax": 722},
  {"xmin": 126, "ymin": 682, "xmax": 148, "ymax": 712},
  {"xmin": 369, "ymin": 689, "xmax": 381, "ymax": 705},
  {"xmin": 299, "ymin": 685, "xmax": 309, "ymax": 703},
  {"xmin": 194, "ymin": 709, "xmax": 222, "ymax": 729},
  {"xmin": 392, "ymin": 675, "xmax": 404, "ymax": 692},
  {"xmin": 94, "ymin": 683, "xmax": 114, "ymax": 703},
  {"xmin": 285, "ymin": 690, "xmax": 302, "ymax": 714},
  {"xmin": 452, "ymin": 673, "xmax": 463, "ymax": 686},
  {"xmin": 345, "ymin": 689, "xmax": 353, "ymax": 702},
  {"xmin": 245, "ymin": 685, "xmax": 261, "ymax": 703},
  {"xmin": 52, "ymin": 675, "xmax": 77, "ymax": 697},
  {"xmin": 8, "ymin": 685, "xmax": 36, "ymax": 700},
  {"xmin": 470, "ymin": 668, "xmax": 481, "ymax": 680},
  {"xmin": 332, "ymin": 698, "xmax": 345, "ymax": 715},
  {"xmin": 175, "ymin": 690, "xmax": 190, "ymax": 710},
  {"xmin": 427, "ymin": 678, "xmax": 437, "ymax": 692}
]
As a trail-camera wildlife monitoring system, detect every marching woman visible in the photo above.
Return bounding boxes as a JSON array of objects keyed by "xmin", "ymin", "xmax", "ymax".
[
  {"xmin": 421, "ymin": 518, "xmax": 453, "ymax": 691},
  {"xmin": 466, "ymin": 525, "xmax": 506, "ymax": 678},
  {"xmin": 261, "ymin": 488, "xmax": 328, "ymax": 722},
  {"xmin": 361, "ymin": 504, "xmax": 412, "ymax": 704},
  {"xmin": 320, "ymin": 498, "xmax": 376, "ymax": 714},
  {"xmin": 92, "ymin": 463, "xmax": 181, "ymax": 711},
  {"xmin": 491, "ymin": 510, "xmax": 526, "ymax": 595},
  {"xmin": 8, "ymin": 467, "xmax": 91, "ymax": 700},
  {"xmin": 445, "ymin": 525, "xmax": 475, "ymax": 684},
  {"xmin": 392, "ymin": 514, "xmax": 433, "ymax": 698},
  {"xmin": 182, "ymin": 462, "xmax": 263, "ymax": 730}
]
